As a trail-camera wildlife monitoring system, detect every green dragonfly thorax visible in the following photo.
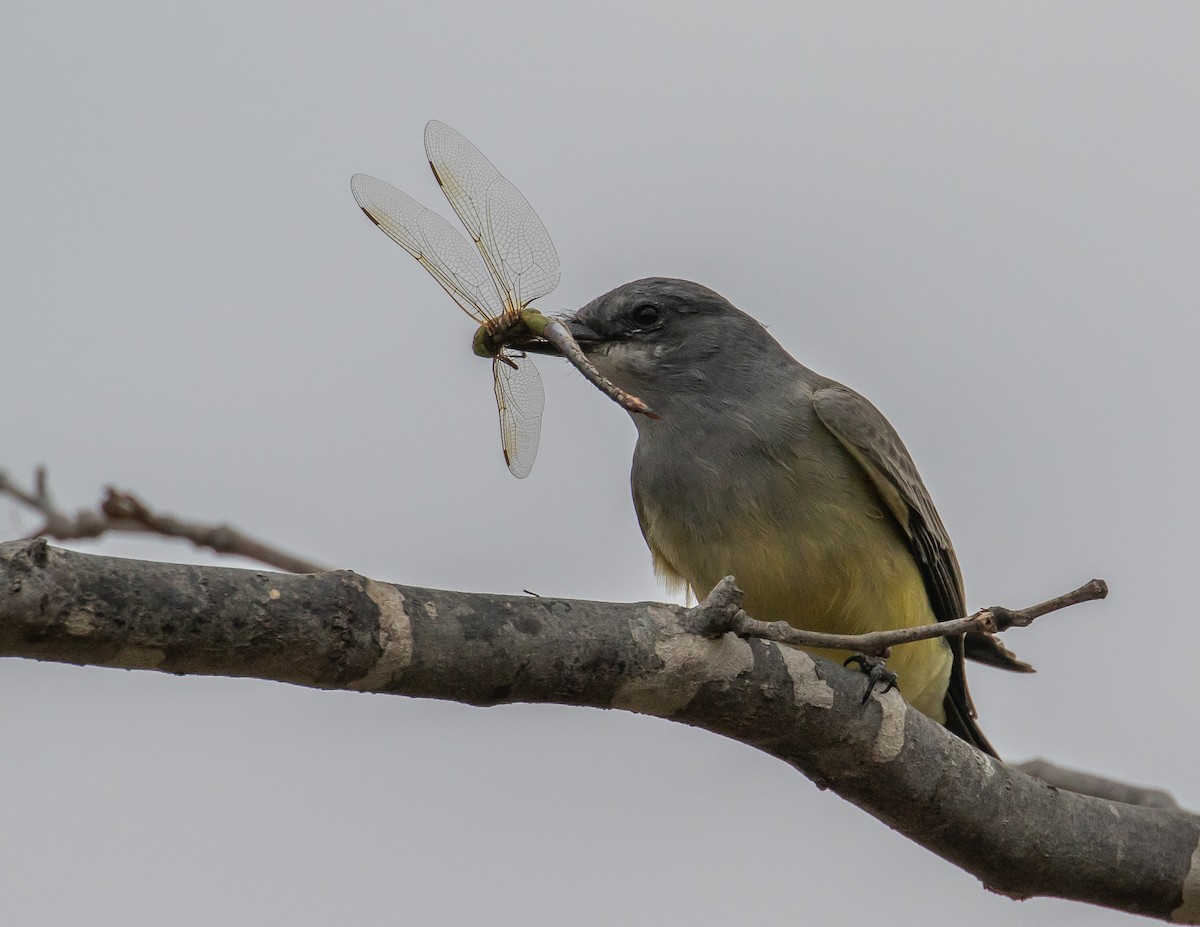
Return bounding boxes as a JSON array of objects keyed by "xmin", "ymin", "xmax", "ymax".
[{"xmin": 471, "ymin": 308, "xmax": 553, "ymax": 358}]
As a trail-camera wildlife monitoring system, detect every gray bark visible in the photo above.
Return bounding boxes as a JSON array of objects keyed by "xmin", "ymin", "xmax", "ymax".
[{"xmin": 2, "ymin": 539, "xmax": 1197, "ymax": 923}]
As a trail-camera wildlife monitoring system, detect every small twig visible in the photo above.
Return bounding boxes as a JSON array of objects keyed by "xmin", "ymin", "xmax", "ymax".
[
  {"xmin": 688, "ymin": 576, "xmax": 1106, "ymax": 656},
  {"xmin": 0, "ymin": 468, "xmax": 48, "ymax": 512},
  {"xmin": 1016, "ymin": 758, "xmax": 1188, "ymax": 813},
  {"xmin": 0, "ymin": 467, "xmax": 327, "ymax": 574},
  {"xmin": 989, "ymin": 580, "xmax": 1108, "ymax": 630}
]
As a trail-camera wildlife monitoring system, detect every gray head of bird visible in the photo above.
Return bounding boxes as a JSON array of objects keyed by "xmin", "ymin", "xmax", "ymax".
[{"xmin": 536, "ymin": 278, "xmax": 797, "ymax": 421}]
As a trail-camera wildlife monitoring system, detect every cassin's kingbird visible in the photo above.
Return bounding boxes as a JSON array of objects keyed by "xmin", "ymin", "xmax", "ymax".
[{"xmin": 542, "ymin": 278, "xmax": 1031, "ymax": 756}]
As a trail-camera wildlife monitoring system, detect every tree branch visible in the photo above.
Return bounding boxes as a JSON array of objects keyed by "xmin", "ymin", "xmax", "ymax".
[
  {"xmin": 0, "ymin": 467, "xmax": 327, "ymax": 574},
  {"xmin": 1, "ymin": 540, "xmax": 1196, "ymax": 923},
  {"xmin": 1012, "ymin": 759, "xmax": 1184, "ymax": 812}
]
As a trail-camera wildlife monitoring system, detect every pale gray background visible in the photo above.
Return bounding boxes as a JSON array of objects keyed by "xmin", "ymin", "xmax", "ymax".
[{"xmin": 2, "ymin": 2, "xmax": 1197, "ymax": 924}]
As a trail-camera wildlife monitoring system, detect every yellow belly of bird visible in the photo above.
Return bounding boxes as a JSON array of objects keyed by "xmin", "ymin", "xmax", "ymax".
[{"xmin": 645, "ymin": 497, "xmax": 953, "ymax": 722}]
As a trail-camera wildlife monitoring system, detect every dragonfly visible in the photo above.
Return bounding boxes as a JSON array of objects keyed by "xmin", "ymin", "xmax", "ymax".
[{"xmin": 351, "ymin": 120, "xmax": 653, "ymax": 478}]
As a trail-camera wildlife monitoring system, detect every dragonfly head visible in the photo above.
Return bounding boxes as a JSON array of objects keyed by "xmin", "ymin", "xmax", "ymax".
[{"xmin": 471, "ymin": 324, "xmax": 494, "ymax": 359}]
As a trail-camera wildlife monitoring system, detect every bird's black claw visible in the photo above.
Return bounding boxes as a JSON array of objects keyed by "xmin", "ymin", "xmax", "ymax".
[{"xmin": 844, "ymin": 654, "xmax": 898, "ymax": 704}]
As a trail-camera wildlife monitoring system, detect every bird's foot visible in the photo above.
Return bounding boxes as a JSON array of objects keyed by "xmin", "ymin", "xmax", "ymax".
[{"xmin": 844, "ymin": 654, "xmax": 897, "ymax": 704}]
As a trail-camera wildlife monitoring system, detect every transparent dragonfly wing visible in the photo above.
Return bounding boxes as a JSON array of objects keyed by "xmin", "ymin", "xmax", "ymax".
[
  {"xmin": 350, "ymin": 172, "xmax": 504, "ymax": 324},
  {"xmin": 492, "ymin": 351, "xmax": 544, "ymax": 479},
  {"xmin": 424, "ymin": 120, "xmax": 561, "ymax": 313}
]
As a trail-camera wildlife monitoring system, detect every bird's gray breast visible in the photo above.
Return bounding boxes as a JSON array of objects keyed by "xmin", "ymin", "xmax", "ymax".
[
  {"xmin": 633, "ymin": 375, "xmax": 836, "ymax": 504},
  {"xmin": 629, "ymin": 379, "xmax": 901, "ymax": 613}
]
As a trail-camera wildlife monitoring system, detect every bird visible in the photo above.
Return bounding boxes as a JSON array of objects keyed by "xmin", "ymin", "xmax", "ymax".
[{"xmin": 544, "ymin": 277, "xmax": 1031, "ymax": 756}]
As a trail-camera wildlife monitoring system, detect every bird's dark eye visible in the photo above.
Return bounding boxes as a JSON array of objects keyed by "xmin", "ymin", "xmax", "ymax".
[{"xmin": 631, "ymin": 303, "xmax": 661, "ymax": 327}]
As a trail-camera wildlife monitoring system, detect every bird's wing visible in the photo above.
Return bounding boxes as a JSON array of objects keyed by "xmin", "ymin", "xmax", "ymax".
[
  {"xmin": 812, "ymin": 387, "xmax": 964, "ymax": 615},
  {"xmin": 810, "ymin": 385, "xmax": 1032, "ymax": 671},
  {"xmin": 812, "ymin": 385, "xmax": 1030, "ymax": 754}
]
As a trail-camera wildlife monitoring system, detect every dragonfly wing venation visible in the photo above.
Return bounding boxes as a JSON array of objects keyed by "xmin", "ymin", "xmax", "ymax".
[
  {"xmin": 492, "ymin": 352, "xmax": 544, "ymax": 479},
  {"xmin": 350, "ymin": 172, "xmax": 504, "ymax": 323},
  {"xmin": 425, "ymin": 120, "xmax": 561, "ymax": 311}
]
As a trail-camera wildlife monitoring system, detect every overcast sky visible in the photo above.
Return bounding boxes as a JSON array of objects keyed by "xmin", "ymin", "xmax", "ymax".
[{"xmin": 3, "ymin": 2, "xmax": 1198, "ymax": 924}]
